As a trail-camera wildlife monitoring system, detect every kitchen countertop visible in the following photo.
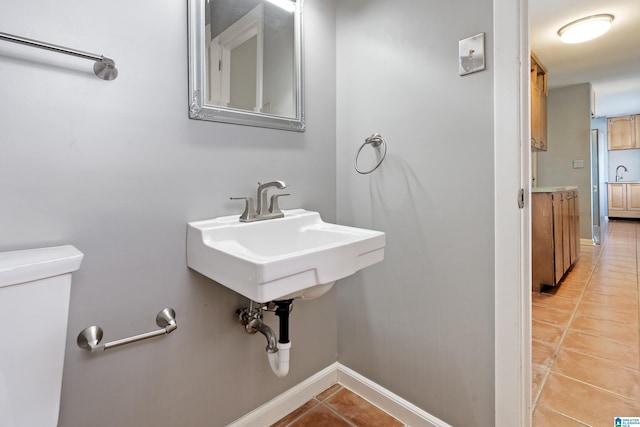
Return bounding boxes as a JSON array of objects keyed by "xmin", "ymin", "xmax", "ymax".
[
  {"xmin": 607, "ymin": 181, "xmax": 640, "ymax": 184},
  {"xmin": 532, "ymin": 186, "xmax": 578, "ymax": 193}
]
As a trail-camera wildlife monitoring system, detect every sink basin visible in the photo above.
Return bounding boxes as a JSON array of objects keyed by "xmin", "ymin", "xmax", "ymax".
[{"xmin": 186, "ymin": 209, "xmax": 385, "ymax": 303}]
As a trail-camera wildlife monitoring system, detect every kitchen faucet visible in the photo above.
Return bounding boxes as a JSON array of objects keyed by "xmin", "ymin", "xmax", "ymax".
[
  {"xmin": 231, "ymin": 180, "xmax": 290, "ymax": 222},
  {"xmin": 616, "ymin": 165, "xmax": 628, "ymax": 182}
]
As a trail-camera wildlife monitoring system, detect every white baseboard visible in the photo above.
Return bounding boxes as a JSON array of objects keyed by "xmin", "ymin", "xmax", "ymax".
[
  {"xmin": 336, "ymin": 364, "xmax": 452, "ymax": 427},
  {"xmin": 226, "ymin": 363, "xmax": 338, "ymax": 427},
  {"xmin": 226, "ymin": 362, "xmax": 450, "ymax": 427}
]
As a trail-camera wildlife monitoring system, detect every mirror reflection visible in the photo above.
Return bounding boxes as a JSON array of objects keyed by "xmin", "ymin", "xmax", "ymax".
[{"xmin": 188, "ymin": 0, "xmax": 304, "ymax": 131}]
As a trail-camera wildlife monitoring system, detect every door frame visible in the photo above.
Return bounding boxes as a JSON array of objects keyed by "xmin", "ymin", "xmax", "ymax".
[{"xmin": 494, "ymin": 0, "xmax": 531, "ymax": 425}]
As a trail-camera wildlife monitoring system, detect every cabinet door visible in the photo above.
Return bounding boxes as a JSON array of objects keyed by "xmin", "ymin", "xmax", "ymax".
[
  {"xmin": 539, "ymin": 90, "xmax": 547, "ymax": 150},
  {"xmin": 635, "ymin": 115, "xmax": 640, "ymax": 148},
  {"xmin": 628, "ymin": 184, "xmax": 640, "ymax": 211},
  {"xmin": 532, "ymin": 193, "xmax": 556, "ymax": 291},
  {"xmin": 531, "ymin": 86, "xmax": 542, "ymax": 150},
  {"xmin": 530, "ymin": 57, "xmax": 547, "ymax": 152},
  {"xmin": 608, "ymin": 116, "xmax": 635, "ymax": 150},
  {"xmin": 570, "ymin": 191, "xmax": 580, "ymax": 264},
  {"xmin": 552, "ymin": 193, "xmax": 564, "ymax": 284},
  {"xmin": 608, "ymin": 184, "xmax": 627, "ymax": 211},
  {"xmin": 561, "ymin": 193, "xmax": 571, "ymax": 276}
]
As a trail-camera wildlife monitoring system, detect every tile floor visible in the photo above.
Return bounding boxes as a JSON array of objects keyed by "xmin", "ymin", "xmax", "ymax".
[
  {"xmin": 271, "ymin": 384, "xmax": 405, "ymax": 427},
  {"xmin": 272, "ymin": 219, "xmax": 640, "ymax": 426},
  {"xmin": 532, "ymin": 220, "xmax": 640, "ymax": 426}
]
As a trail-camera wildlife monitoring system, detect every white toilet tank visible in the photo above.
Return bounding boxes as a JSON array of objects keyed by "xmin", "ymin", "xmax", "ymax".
[{"xmin": 0, "ymin": 245, "xmax": 83, "ymax": 427}]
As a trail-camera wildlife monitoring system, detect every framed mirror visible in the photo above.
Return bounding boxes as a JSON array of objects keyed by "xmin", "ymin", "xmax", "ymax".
[{"xmin": 188, "ymin": 0, "xmax": 304, "ymax": 131}]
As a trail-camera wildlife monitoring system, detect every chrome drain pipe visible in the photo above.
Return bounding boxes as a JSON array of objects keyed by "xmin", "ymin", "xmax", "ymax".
[{"xmin": 237, "ymin": 302, "xmax": 292, "ymax": 377}]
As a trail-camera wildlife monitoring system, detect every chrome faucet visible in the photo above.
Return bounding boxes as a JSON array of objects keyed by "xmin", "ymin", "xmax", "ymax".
[
  {"xmin": 231, "ymin": 180, "xmax": 290, "ymax": 222},
  {"xmin": 616, "ymin": 165, "xmax": 628, "ymax": 182},
  {"xmin": 257, "ymin": 180, "xmax": 287, "ymax": 215}
]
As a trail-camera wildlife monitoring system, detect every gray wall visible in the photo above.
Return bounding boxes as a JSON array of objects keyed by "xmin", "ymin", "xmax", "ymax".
[
  {"xmin": 335, "ymin": 1, "xmax": 496, "ymax": 426},
  {"xmin": 538, "ymin": 83, "xmax": 592, "ymax": 239},
  {"xmin": 0, "ymin": 1, "xmax": 337, "ymax": 426},
  {"xmin": 607, "ymin": 148, "xmax": 640, "ymax": 182}
]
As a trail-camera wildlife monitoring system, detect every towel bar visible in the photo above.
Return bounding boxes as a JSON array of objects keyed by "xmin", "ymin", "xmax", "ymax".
[{"xmin": 0, "ymin": 31, "xmax": 118, "ymax": 80}]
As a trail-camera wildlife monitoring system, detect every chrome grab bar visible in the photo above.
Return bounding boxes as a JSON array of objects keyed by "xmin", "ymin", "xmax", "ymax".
[
  {"xmin": 77, "ymin": 308, "xmax": 177, "ymax": 352},
  {"xmin": 0, "ymin": 31, "xmax": 118, "ymax": 80}
]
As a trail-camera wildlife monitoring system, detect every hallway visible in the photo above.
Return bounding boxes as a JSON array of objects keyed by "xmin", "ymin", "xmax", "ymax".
[{"xmin": 532, "ymin": 220, "xmax": 640, "ymax": 425}]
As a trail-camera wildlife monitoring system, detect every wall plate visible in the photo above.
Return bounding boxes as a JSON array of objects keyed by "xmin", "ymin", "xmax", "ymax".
[{"xmin": 459, "ymin": 33, "xmax": 485, "ymax": 76}]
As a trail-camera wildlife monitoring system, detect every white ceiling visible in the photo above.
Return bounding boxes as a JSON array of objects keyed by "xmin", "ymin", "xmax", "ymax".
[{"xmin": 530, "ymin": 0, "xmax": 640, "ymax": 117}]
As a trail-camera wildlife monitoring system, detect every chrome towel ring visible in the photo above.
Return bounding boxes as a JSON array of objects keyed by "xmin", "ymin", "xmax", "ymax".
[{"xmin": 354, "ymin": 133, "xmax": 387, "ymax": 174}]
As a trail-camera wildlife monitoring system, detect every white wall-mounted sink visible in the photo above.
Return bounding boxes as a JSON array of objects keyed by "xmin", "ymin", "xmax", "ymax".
[{"xmin": 186, "ymin": 209, "xmax": 385, "ymax": 303}]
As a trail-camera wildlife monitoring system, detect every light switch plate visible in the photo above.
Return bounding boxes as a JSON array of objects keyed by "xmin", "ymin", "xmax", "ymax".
[
  {"xmin": 573, "ymin": 160, "xmax": 584, "ymax": 169},
  {"xmin": 459, "ymin": 33, "xmax": 485, "ymax": 76}
]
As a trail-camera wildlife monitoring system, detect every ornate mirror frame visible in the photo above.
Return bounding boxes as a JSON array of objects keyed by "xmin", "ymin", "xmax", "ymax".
[{"xmin": 187, "ymin": 0, "xmax": 304, "ymax": 132}]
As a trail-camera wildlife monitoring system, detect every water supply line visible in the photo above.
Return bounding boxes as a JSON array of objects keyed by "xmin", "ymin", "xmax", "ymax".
[{"xmin": 237, "ymin": 299, "xmax": 294, "ymax": 377}]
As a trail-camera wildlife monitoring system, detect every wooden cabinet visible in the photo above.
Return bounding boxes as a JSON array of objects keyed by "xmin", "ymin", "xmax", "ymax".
[
  {"xmin": 532, "ymin": 190, "xmax": 580, "ymax": 292},
  {"xmin": 608, "ymin": 115, "xmax": 639, "ymax": 150},
  {"xmin": 568, "ymin": 191, "xmax": 580, "ymax": 266},
  {"xmin": 608, "ymin": 183, "xmax": 640, "ymax": 218},
  {"xmin": 531, "ymin": 55, "xmax": 548, "ymax": 151},
  {"xmin": 608, "ymin": 183, "xmax": 626, "ymax": 211},
  {"xmin": 628, "ymin": 184, "xmax": 640, "ymax": 211}
]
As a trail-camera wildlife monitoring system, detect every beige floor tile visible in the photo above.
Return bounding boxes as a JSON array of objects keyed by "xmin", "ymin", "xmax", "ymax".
[
  {"xmin": 316, "ymin": 384, "xmax": 342, "ymax": 401},
  {"xmin": 554, "ymin": 278, "xmax": 589, "ymax": 291},
  {"xmin": 532, "ymin": 340, "xmax": 556, "ymax": 369},
  {"xmin": 598, "ymin": 255, "xmax": 637, "ymax": 265},
  {"xmin": 271, "ymin": 400, "xmax": 320, "ymax": 427},
  {"xmin": 581, "ymin": 289, "xmax": 638, "ymax": 306},
  {"xmin": 532, "ymin": 366, "xmax": 549, "ymax": 405},
  {"xmin": 562, "ymin": 329, "xmax": 639, "ymax": 369},
  {"xmin": 532, "ymin": 304, "xmax": 573, "ymax": 328},
  {"xmin": 532, "ymin": 293, "xmax": 578, "ymax": 313},
  {"xmin": 570, "ymin": 313, "xmax": 640, "ymax": 346},
  {"xmin": 586, "ymin": 283, "xmax": 638, "ymax": 299},
  {"xmin": 595, "ymin": 258, "xmax": 637, "ymax": 269},
  {"xmin": 532, "ymin": 405, "xmax": 588, "ymax": 426},
  {"xmin": 324, "ymin": 388, "xmax": 403, "ymax": 427},
  {"xmin": 538, "ymin": 373, "xmax": 640, "ymax": 426},
  {"xmin": 541, "ymin": 283, "xmax": 585, "ymax": 300},
  {"xmin": 590, "ymin": 269, "xmax": 637, "ymax": 282},
  {"xmin": 595, "ymin": 264, "xmax": 638, "ymax": 277},
  {"xmin": 588, "ymin": 277, "xmax": 638, "ymax": 291},
  {"xmin": 532, "ymin": 320, "xmax": 565, "ymax": 350},
  {"xmin": 577, "ymin": 300, "xmax": 640, "ymax": 324},
  {"xmin": 578, "ymin": 295, "xmax": 638, "ymax": 317},
  {"xmin": 552, "ymin": 349, "xmax": 640, "ymax": 403},
  {"xmin": 287, "ymin": 404, "xmax": 352, "ymax": 427}
]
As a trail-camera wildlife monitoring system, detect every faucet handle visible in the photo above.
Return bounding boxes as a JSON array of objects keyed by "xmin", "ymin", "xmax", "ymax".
[
  {"xmin": 230, "ymin": 197, "xmax": 255, "ymax": 222},
  {"xmin": 269, "ymin": 193, "xmax": 290, "ymax": 215}
]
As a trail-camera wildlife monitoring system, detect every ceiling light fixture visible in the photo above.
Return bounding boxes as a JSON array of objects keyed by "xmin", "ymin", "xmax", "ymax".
[
  {"xmin": 557, "ymin": 14, "xmax": 614, "ymax": 44},
  {"xmin": 265, "ymin": 0, "xmax": 296, "ymax": 13}
]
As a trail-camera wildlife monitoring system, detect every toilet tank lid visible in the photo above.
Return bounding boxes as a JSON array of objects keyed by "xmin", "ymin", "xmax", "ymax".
[{"xmin": 0, "ymin": 245, "xmax": 84, "ymax": 288}]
